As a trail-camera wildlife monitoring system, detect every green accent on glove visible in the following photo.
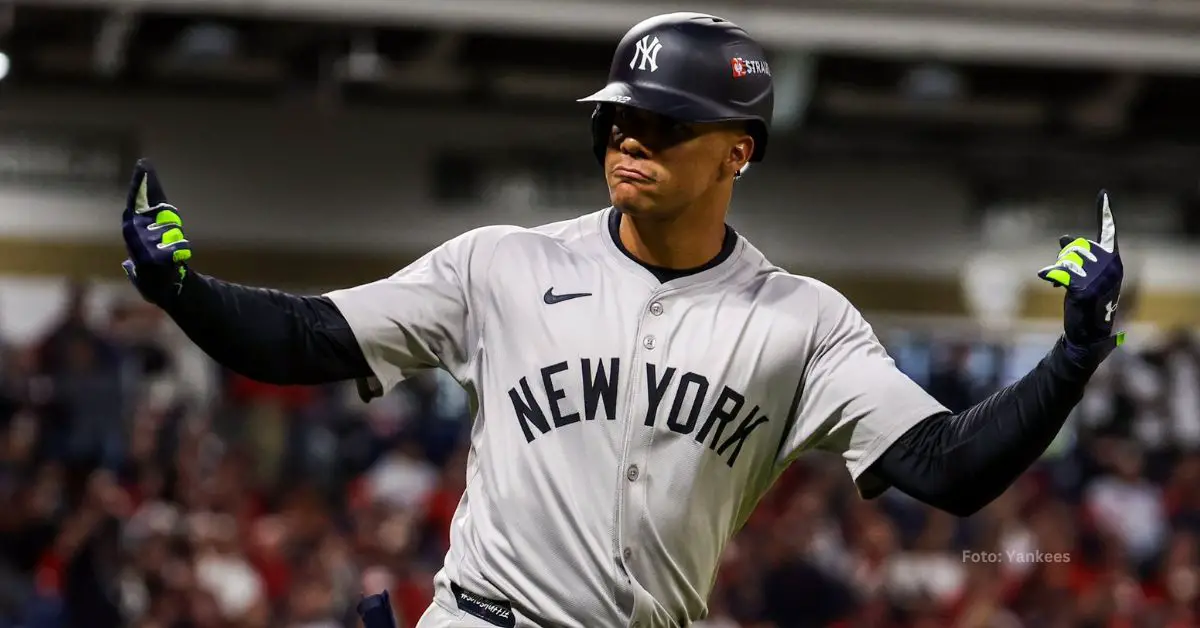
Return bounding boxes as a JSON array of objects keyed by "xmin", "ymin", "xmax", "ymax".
[
  {"xmin": 161, "ymin": 227, "xmax": 185, "ymax": 246},
  {"xmin": 151, "ymin": 209, "xmax": 190, "ymax": 264},
  {"xmin": 1063, "ymin": 237, "xmax": 1092, "ymax": 253},
  {"xmin": 1045, "ymin": 268, "xmax": 1072, "ymax": 287},
  {"xmin": 1059, "ymin": 251, "xmax": 1085, "ymax": 269},
  {"xmin": 154, "ymin": 209, "xmax": 183, "ymax": 226}
]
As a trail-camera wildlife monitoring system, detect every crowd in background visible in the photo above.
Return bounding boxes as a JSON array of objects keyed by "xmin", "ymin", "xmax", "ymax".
[{"xmin": 1, "ymin": 281, "xmax": 1199, "ymax": 628}]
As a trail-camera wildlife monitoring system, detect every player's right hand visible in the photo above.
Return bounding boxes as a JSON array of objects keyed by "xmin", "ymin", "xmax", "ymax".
[{"xmin": 120, "ymin": 159, "xmax": 193, "ymax": 305}]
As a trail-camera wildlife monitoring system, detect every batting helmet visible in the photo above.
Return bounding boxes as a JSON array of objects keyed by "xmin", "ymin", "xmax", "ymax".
[{"xmin": 578, "ymin": 12, "xmax": 774, "ymax": 169}]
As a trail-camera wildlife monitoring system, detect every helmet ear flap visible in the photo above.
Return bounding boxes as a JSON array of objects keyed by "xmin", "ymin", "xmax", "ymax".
[{"xmin": 590, "ymin": 103, "xmax": 615, "ymax": 166}]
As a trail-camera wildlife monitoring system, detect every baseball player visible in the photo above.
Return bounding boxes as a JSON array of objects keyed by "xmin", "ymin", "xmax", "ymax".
[{"xmin": 120, "ymin": 12, "xmax": 1124, "ymax": 628}]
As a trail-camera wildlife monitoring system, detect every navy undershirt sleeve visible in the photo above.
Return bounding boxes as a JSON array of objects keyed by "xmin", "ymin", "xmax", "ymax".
[
  {"xmin": 867, "ymin": 338, "xmax": 1099, "ymax": 516},
  {"xmin": 151, "ymin": 268, "xmax": 373, "ymax": 386}
]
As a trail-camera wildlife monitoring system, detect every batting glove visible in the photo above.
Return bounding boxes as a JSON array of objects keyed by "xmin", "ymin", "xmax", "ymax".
[
  {"xmin": 1036, "ymin": 190, "xmax": 1126, "ymax": 362},
  {"xmin": 120, "ymin": 159, "xmax": 192, "ymax": 305},
  {"xmin": 357, "ymin": 591, "xmax": 399, "ymax": 628}
]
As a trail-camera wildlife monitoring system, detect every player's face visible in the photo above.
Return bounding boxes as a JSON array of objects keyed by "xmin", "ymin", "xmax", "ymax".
[{"xmin": 603, "ymin": 106, "xmax": 753, "ymax": 218}]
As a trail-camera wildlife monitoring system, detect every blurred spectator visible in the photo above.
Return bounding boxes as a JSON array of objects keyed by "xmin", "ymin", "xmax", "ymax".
[
  {"xmin": 926, "ymin": 342, "xmax": 980, "ymax": 413},
  {"xmin": 1157, "ymin": 330, "xmax": 1200, "ymax": 449},
  {"xmin": 1084, "ymin": 440, "xmax": 1167, "ymax": 568},
  {"xmin": 884, "ymin": 511, "xmax": 966, "ymax": 609},
  {"xmin": 364, "ymin": 438, "xmax": 438, "ymax": 512}
]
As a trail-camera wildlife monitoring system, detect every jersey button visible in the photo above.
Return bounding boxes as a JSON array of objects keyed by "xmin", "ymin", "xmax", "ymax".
[
  {"xmin": 643, "ymin": 335, "xmax": 656, "ymax": 350},
  {"xmin": 626, "ymin": 465, "xmax": 639, "ymax": 481},
  {"xmin": 649, "ymin": 302, "xmax": 663, "ymax": 316},
  {"xmin": 623, "ymin": 547, "xmax": 633, "ymax": 560}
]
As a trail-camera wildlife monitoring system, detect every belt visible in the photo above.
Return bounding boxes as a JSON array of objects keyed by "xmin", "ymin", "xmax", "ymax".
[{"xmin": 451, "ymin": 581, "xmax": 517, "ymax": 627}]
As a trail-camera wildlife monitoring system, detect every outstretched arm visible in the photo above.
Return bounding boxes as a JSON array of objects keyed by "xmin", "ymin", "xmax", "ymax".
[
  {"xmin": 121, "ymin": 159, "xmax": 372, "ymax": 386},
  {"xmin": 867, "ymin": 339, "xmax": 1097, "ymax": 516},
  {"xmin": 145, "ymin": 268, "xmax": 372, "ymax": 385},
  {"xmin": 868, "ymin": 191, "xmax": 1125, "ymax": 516},
  {"xmin": 122, "ymin": 159, "xmax": 498, "ymax": 400}
]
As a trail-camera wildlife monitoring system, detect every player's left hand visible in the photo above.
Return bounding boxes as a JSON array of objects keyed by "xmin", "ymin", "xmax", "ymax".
[{"xmin": 1037, "ymin": 190, "xmax": 1125, "ymax": 359}]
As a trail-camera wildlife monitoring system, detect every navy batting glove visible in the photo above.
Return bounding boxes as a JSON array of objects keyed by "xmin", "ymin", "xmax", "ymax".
[
  {"xmin": 357, "ymin": 591, "xmax": 399, "ymax": 628},
  {"xmin": 120, "ymin": 159, "xmax": 192, "ymax": 305},
  {"xmin": 1036, "ymin": 190, "xmax": 1126, "ymax": 363}
]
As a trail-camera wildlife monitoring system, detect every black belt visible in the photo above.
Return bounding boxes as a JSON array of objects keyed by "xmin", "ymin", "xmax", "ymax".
[{"xmin": 452, "ymin": 581, "xmax": 517, "ymax": 627}]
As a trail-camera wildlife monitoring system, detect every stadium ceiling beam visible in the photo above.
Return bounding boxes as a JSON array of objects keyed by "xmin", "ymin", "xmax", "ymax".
[
  {"xmin": 831, "ymin": 0, "xmax": 1200, "ymax": 19},
  {"xmin": 30, "ymin": 0, "xmax": 1200, "ymax": 74}
]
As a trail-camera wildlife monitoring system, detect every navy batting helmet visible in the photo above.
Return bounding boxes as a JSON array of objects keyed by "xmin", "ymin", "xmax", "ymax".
[{"xmin": 578, "ymin": 12, "xmax": 774, "ymax": 168}]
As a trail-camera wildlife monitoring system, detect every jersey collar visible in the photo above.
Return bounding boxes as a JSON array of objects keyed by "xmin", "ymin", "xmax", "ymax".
[{"xmin": 598, "ymin": 207, "xmax": 747, "ymax": 291}]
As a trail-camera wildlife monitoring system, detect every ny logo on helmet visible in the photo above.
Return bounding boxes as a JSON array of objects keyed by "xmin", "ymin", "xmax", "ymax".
[{"xmin": 630, "ymin": 36, "xmax": 663, "ymax": 72}]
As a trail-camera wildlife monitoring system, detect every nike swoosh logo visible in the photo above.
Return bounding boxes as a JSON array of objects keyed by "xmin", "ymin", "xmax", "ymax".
[{"xmin": 543, "ymin": 288, "xmax": 592, "ymax": 304}]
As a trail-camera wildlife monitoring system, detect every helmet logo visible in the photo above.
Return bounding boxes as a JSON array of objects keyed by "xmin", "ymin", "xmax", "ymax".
[
  {"xmin": 731, "ymin": 58, "xmax": 746, "ymax": 78},
  {"xmin": 630, "ymin": 36, "xmax": 664, "ymax": 72},
  {"xmin": 731, "ymin": 57, "xmax": 771, "ymax": 78}
]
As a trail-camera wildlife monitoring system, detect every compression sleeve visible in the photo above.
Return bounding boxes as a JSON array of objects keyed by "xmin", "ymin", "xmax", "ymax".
[
  {"xmin": 152, "ymin": 268, "xmax": 373, "ymax": 385},
  {"xmin": 867, "ymin": 338, "xmax": 1099, "ymax": 517}
]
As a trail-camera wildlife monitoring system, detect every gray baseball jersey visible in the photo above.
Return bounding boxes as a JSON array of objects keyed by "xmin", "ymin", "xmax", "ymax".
[{"xmin": 325, "ymin": 208, "xmax": 947, "ymax": 628}]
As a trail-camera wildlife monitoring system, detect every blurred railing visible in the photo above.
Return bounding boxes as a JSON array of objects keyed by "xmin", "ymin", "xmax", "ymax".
[
  {"xmin": 746, "ymin": 0, "xmax": 1200, "ymax": 17},
  {"xmin": 32, "ymin": 0, "xmax": 1200, "ymax": 72}
]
